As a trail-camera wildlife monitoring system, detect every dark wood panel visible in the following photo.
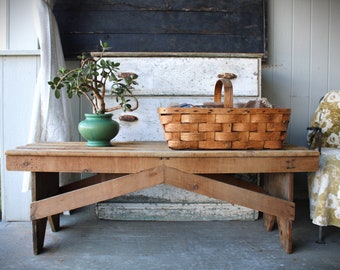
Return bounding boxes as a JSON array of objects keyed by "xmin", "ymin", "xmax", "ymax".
[
  {"xmin": 55, "ymin": 0, "xmax": 260, "ymax": 11},
  {"xmin": 54, "ymin": 0, "xmax": 266, "ymax": 58},
  {"xmin": 55, "ymin": 11, "xmax": 261, "ymax": 35},
  {"xmin": 59, "ymin": 33, "xmax": 262, "ymax": 56}
]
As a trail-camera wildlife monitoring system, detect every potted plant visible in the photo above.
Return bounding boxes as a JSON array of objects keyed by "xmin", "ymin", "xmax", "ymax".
[{"xmin": 48, "ymin": 41, "xmax": 139, "ymax": 146}]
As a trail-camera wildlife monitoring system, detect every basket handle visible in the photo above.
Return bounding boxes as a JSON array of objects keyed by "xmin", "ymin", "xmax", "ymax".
[{"xmin": 214, "ymin": 78, "xmax": 233, "ymax": 108}]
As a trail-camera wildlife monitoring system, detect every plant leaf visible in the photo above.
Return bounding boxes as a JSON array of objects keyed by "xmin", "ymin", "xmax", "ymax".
[{"xmin": 54, "ymin": 90, "xmax": 61, "ymax": 99}]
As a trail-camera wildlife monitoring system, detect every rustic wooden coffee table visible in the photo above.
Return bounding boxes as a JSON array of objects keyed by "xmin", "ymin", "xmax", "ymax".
[{"xmin": 6, "ymin": 142, "xmax": 319, "ymax": 254}]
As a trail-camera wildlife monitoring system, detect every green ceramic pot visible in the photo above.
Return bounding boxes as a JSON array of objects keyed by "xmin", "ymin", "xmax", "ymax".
[{"xmin": 78, "ymin": 113, "xmax": 120, "ymax": 147}]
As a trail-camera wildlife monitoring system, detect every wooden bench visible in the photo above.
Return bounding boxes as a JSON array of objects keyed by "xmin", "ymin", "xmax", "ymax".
[{"xmin": 6, "ymin": 141, "xmax": 319, "ymax": 254}]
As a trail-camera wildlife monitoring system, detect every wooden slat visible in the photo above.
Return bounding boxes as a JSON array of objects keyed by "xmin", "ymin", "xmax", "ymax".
[
  {"xmin": 30, "ymin": 167, "xmax": 164, "ymax": 220},
  {"xmin": 30, "ymin": 165, "xmax": 296, "ymax": 221},
  {"xmin": 56, "ymin": 10, "xmax": 253, "ymax": 34},
  {"xmin": 53, "ymin": 0, "xmax": 265, "ymax": 57},
  {"xmin": 5, "ymin": 154, "xmax": 319, "ymax": 174},
  {"xmin": 54, "ymin": 0, "xmax": 261, "ymax": 12},
  {"xmin": 163, "ymin": 167, "xmax": 295, "ymax": 220},
  {"xmin": 6, "ymin": 141, "xmax": 319, "ymax": 157},
  {"xmin": 5, "ymin": 142, "xmax": 319, "ymax": 174},
  {"xmin": 164, "ymin": 156, "xmax": 319, "ymax": 174}
]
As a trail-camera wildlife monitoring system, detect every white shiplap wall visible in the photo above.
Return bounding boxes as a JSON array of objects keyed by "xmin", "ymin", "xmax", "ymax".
[
  {"xmin": 1, "ymin": 53, "xmax": 39, "ymax": 221},
  {"xmin": 1, "ymin": 0, "xmax": 340, "ymax": 220},
  {"xmin": 1, "ymin": 0, "xmax": 38, "ymax": 221},
  {"xmin": 262, "ymin": 0, "xmax": 340, "ymax": 147},
  {"xmin": 0, "ymin": 0, "xmax": 7, "ymax": 49}
]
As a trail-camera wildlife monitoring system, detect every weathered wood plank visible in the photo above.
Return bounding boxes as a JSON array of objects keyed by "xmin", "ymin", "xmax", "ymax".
[
  {"xmin": 30, "ymin": 165, "xmax": 296, "ymax": 222},
  {"xmin": 30, "ymin": 167, "xmax": 164, "ymax": 220},
  {"xmin": 55, "ymin": 0, "xmax": 261, "ymax": 11},
  {"xmin": 277, "ymin": 217, "xmax": 293, "ymax": 254},
  {"xmin": 263, "ymin": 173, "xmax": 294, "ymax": 253},
  {"xmin": 6, "ymin": 141, "xmax": 320, "ymax": 157},
  {"xmin": 6, "ymin": 142, "xmax": 319, "ymax": 174},
  {"xmin": 58, "ymin": 34, "xmax": 263, "ymax": 58},
  {"xmin": 263, "ymin": 173, "xmax": 294, "ymax": 231},
  {"xmin": 6, "ymin": 155, "xmax": 319, "ymax": 174},
  {"xmin": 163, "ymin": 167, "xmax": 295, "ymax": 220},
  {"xmin": 55, "ymin": 10, "xmax": 259, "ymax": 34},
  {"xmin": 53, "ymin": 0, "xmax": 265, "ymax": 57},
  {"xmin": 96, "ymin": 202, "xmax": 258, "ymax": 221}
]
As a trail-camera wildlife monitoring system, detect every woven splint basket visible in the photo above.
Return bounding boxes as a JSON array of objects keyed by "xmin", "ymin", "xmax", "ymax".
[{"xmin": 158, "ymin": 78, "xmax": 291, "ymax": 150}]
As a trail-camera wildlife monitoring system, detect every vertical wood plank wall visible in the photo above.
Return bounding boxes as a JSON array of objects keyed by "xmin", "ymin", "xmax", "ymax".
[
  {"xmin": 1, "ymin": 0, "xmax": 340, "ymax": 220},
  {"xmin": 262, "ymin": 0, "xmax": 340, "ymax": 147},
  {"xmin": 0, "ymin": 0, "xmax": 7, "ymax": 49},
  {"xmin": 1, "ymin": 54, "xmax": 39, "ymax": 220},
  {"xmin": 1, "ymin": 0, "xmax": 37, "ymax": 221}
]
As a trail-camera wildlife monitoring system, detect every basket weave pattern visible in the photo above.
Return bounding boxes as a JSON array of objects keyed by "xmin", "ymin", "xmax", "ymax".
[{"xmin": 158, "ymin": 79, "xmax": 291, "ymax": 150}]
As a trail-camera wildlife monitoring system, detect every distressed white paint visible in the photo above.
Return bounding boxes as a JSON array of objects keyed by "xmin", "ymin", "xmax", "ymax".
[
  {"xmin": 97, "ymin": 203, "xmax": 258, "ymax": 221},
  {"xmin": 96, "ymin": 184, "xmax": 259, "ymax": 221},
  {"xmin": 111, "ymin": 184, "xmax": 235, "ymax": 203},
  {"xmin": 105, "ymin": 56, "xmax": 261, "ymax": 97}
]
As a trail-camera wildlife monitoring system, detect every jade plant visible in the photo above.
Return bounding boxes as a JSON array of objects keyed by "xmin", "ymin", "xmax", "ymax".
[{"xmin": 48, "ymin": 41, "xmax": 139, "ymax": 114}]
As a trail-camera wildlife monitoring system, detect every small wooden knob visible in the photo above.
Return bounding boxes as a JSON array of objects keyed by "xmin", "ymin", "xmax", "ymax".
[{"xmin": 217, "ymin": 73, "xmax": 237, "ymax": 80}]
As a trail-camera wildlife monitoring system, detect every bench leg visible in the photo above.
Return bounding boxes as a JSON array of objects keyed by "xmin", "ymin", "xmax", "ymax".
[
  {"xmin": 31, "ymin": 172, "xmax": 60, "ymax": 254},
  {"xmin": 48, "ymin": 214, "xmax": 60, "ymax": 232},
  {"xmin": 277, "ymin": 217, "xmax": 293, "ymax": 254},
  {"xmin": 263, "ymin": 213, "xmax": 276, "ymax": 231},
  {"xmin": 32, "ymin": 218, "xmax": 47, "ymax": 255},
  {"xmin": 263, "ymin": 173, "xmax": 294, "ymax": 254}
]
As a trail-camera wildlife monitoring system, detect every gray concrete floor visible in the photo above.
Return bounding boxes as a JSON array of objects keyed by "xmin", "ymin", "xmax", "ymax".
[{"xmin": 0, "ymin": 200, "xmax": 339, "ymax": 270}]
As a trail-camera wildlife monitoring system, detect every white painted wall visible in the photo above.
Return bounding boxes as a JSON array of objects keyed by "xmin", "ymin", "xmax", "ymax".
[
  {"xmin": 1, "ymin": 53, "xmax": 39, "ymax": 221},
  {"xmin": 0, "ymin": 0, "xmax": 8, "ymax": 50},
  {"xmin": 1, "ymin": 0, "xmax": 340, "ymax": 220},
  {"xmin": 1, "ymin": 0, "xmax": 38, "ymax": 221},
  {"xmin": 262, "ymin": 0, "xmax": 340, "ymax": 147}
]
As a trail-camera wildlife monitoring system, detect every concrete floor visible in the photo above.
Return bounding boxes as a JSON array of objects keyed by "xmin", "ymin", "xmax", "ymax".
[{"xmin": 0, "ymin": 200, "xmax": 339, "ymax": 270}]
